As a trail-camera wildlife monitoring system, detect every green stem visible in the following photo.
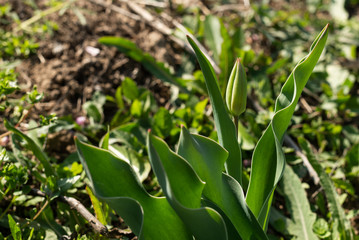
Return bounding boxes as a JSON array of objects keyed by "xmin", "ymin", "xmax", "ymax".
[
  {"xmin": 234, "ymin": 115, "xmax": 239, "ymax": 139},
  {"xmin": 0, "ymin": 185, "xmax": 11, "ymax": 202},
  {"xmin": 0, "ymin": 195, "xmax": 17, "ymax": 219}
]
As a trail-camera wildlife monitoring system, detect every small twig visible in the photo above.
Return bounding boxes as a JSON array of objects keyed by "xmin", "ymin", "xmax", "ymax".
[
  {"xmin": 88, "ymin": 0, "xmax": 141, "ymax": 21},
  {"xmin": 300, "ymin": 98, "xmax": 313, "ymax": 113},
  {"xmin": 32, "ymin": 189, "xmax": 109, "ymax": 236},
  {"xmin": 284, "ymin": 135, "xmax": 320, "ymax": 184},
  {"xmin": 196, "ymin": 0, "xmax": 211, "ymax": 15},
  {"xmin": 61, "ymin": 195, "xmax": 109, "ymax": 236},
  {"xmin": 31, "ymin": 188, "xmax": 46, "ymax": 197},
  {"xmin": 32, "ymin": 199, "xmax": 49, "ymax": 220},
  {"xmin": 311, "ymin": 186, "xmax": 323, "ymax": 199},
  {"xmin": 212, "ymin": 3, "xmax": 251, "ymax": 13},
  {"xmin": 126, "ymin": 2, "xmax": 172, "ymax": 35},
  {"xmin": 303, "ymin": 87, "xmax": 321, "ymax": 102},
  {"xmin": 117, "ymin": 0, "xmax": 167, "ymax": 8}
]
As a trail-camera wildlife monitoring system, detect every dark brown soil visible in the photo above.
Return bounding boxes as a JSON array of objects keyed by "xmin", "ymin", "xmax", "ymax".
[
  {"xmin": 17, "ymin": 0, "xmax": 176, "ymax": 116},
  {"xmin": 8, "ymin": 0, "xmax": 180, "ymax": 159}
]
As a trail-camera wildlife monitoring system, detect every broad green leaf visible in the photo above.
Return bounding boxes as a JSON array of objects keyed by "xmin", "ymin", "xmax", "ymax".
[
  {"xmin": 100, "ymin": 129, "xmax": 110, "ymax": 150},
  {"xmin": 313, "ymin": 218, "xmax": 331, "ymax": 239},
  {"xmin": 115, "ymin": 86, "xmax": 125, "ymax": 109},
  {"xmin": 10, "ymin": 134, "xmax": 31, "ymax": 167},
  {"xmin": 99, "ymin": 36, "xmax": 185, "ymax": 90},
  {"xmin": 23, "ymin": 196, "xmax": 45, "ymax": 207},
  {"xmin": 83, "ymin": 91, "xmax": 106, "ymax": 123},
  {"xmin": 281, "ymin": 164, "xmax": 318, "ymax": 240},
  {"xmin": 204, "ymin": 15, "xmax": 223, "ymax": 63},
  {"xmin": 246, "ymin": 24, "xmax": 329, "ymax": 228},
  {"xmin": 269, "ymin": 208, "xmax": 293, "ymax": 236},
  {"xmin": 8, "ymin": 214, "xmax": 22, "ymax": 240},
  {"xmin": 83, "ymin": 102, "xmax": 103, "ymax": 123},
  {"xmin": 130, "ymin": 99, "xmax": 142, "ymax": 117},
  {"xmin": 122, "ymin": 77, "xmax": 139, "ymax": 100},
  {"xmin": 153, "ymin": 107, "xmax": 173, "ymax": 138},
  {"xmin": 147, "ymin": 132, "xmax": 228, "ymax": 240},
  {"xmin": 194, "ymin": 98, "xmax": 208, "ymax": 114},
  {"xmin": 57, "ymin": 175, "xmax": 80, "ymax": 193},
  {"xmin": 346, "ymin": 142, "xmax": 359, "ymax": 172},
  {"xmin": 106, "ymin": 125, "xmax": 146, "ymax": 149},
  {"xmin": 187, "ymin": 35, "xmax": 242, "ymax": 184},
  {"xmin": 332, "ymin": 179, "xmax": 355, "ymax": 196},
  {"xmin": 76, "ymin": 138, "xmax": 192, "ymax": 239},
  {"xmin": 108, "ymin": 145, "xmax": 150, "ymax": 182},
  {"xmin": 299, "ymin": 138, "xmax": 354, "ymax": 240},
  {"xmin": 178, "ymin": 127, "xmax": 226, "ymax": 202},
  {"xmin": 5, "ymin": 120, "xmax": 55, "ymax": 177},
  {"xmin": 100, "ymin": 126, "xmax": 151, "ymax": 182},
  {"xmin": 177, "ymin": 127, "xmax": 268, "ymax": 239}
]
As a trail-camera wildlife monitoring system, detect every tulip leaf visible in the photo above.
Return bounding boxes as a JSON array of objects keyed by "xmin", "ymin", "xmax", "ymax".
[
  {"xmin": 147, "ymin": 132, "xmax": 228, "ymax": 240},
  {"xmin": 246, "ymin": 24, "xmax": 329, "ymax": 228},
  {"xmin": 187, "ymin": 35, "xmax": 242, "ymax": 184},
  {"xmin": 75, "ymin": 138, "xmax": 192, "ymax": 240},
  {"xmin": 177, "ymin": 127, "xmax": 268, "ymax": 239}
]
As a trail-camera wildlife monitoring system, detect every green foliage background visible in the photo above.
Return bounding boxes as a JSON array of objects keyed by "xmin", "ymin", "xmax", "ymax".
[{"xmin": 1, "ymin": 0, "xmax": 358, "ymax": 239}]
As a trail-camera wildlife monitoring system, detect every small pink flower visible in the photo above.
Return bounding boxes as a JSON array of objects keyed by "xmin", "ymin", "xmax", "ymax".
[
  {"xmin": 0, "ymin": 136, "xmax": 9, "ymax": 146},
  {"xmin": 76, "ymin": 116, "xmax": 87, "ymax": 126}
]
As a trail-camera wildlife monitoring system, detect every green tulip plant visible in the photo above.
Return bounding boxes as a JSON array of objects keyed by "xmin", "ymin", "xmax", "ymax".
[{"xmin": 76, "ymin": 24, "xmax": 328, "ymax": 239}]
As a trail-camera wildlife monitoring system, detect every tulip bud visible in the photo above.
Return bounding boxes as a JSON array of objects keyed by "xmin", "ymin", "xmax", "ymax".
[{"xmin": 225, "ymin": 58, "xmax": 247, "ymax": 116}]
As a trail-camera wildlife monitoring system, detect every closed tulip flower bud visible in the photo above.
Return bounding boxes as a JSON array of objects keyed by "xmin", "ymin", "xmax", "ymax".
[{"xmin": 226, "ymin": 58, "xmax": 247, "ymax": 116}]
